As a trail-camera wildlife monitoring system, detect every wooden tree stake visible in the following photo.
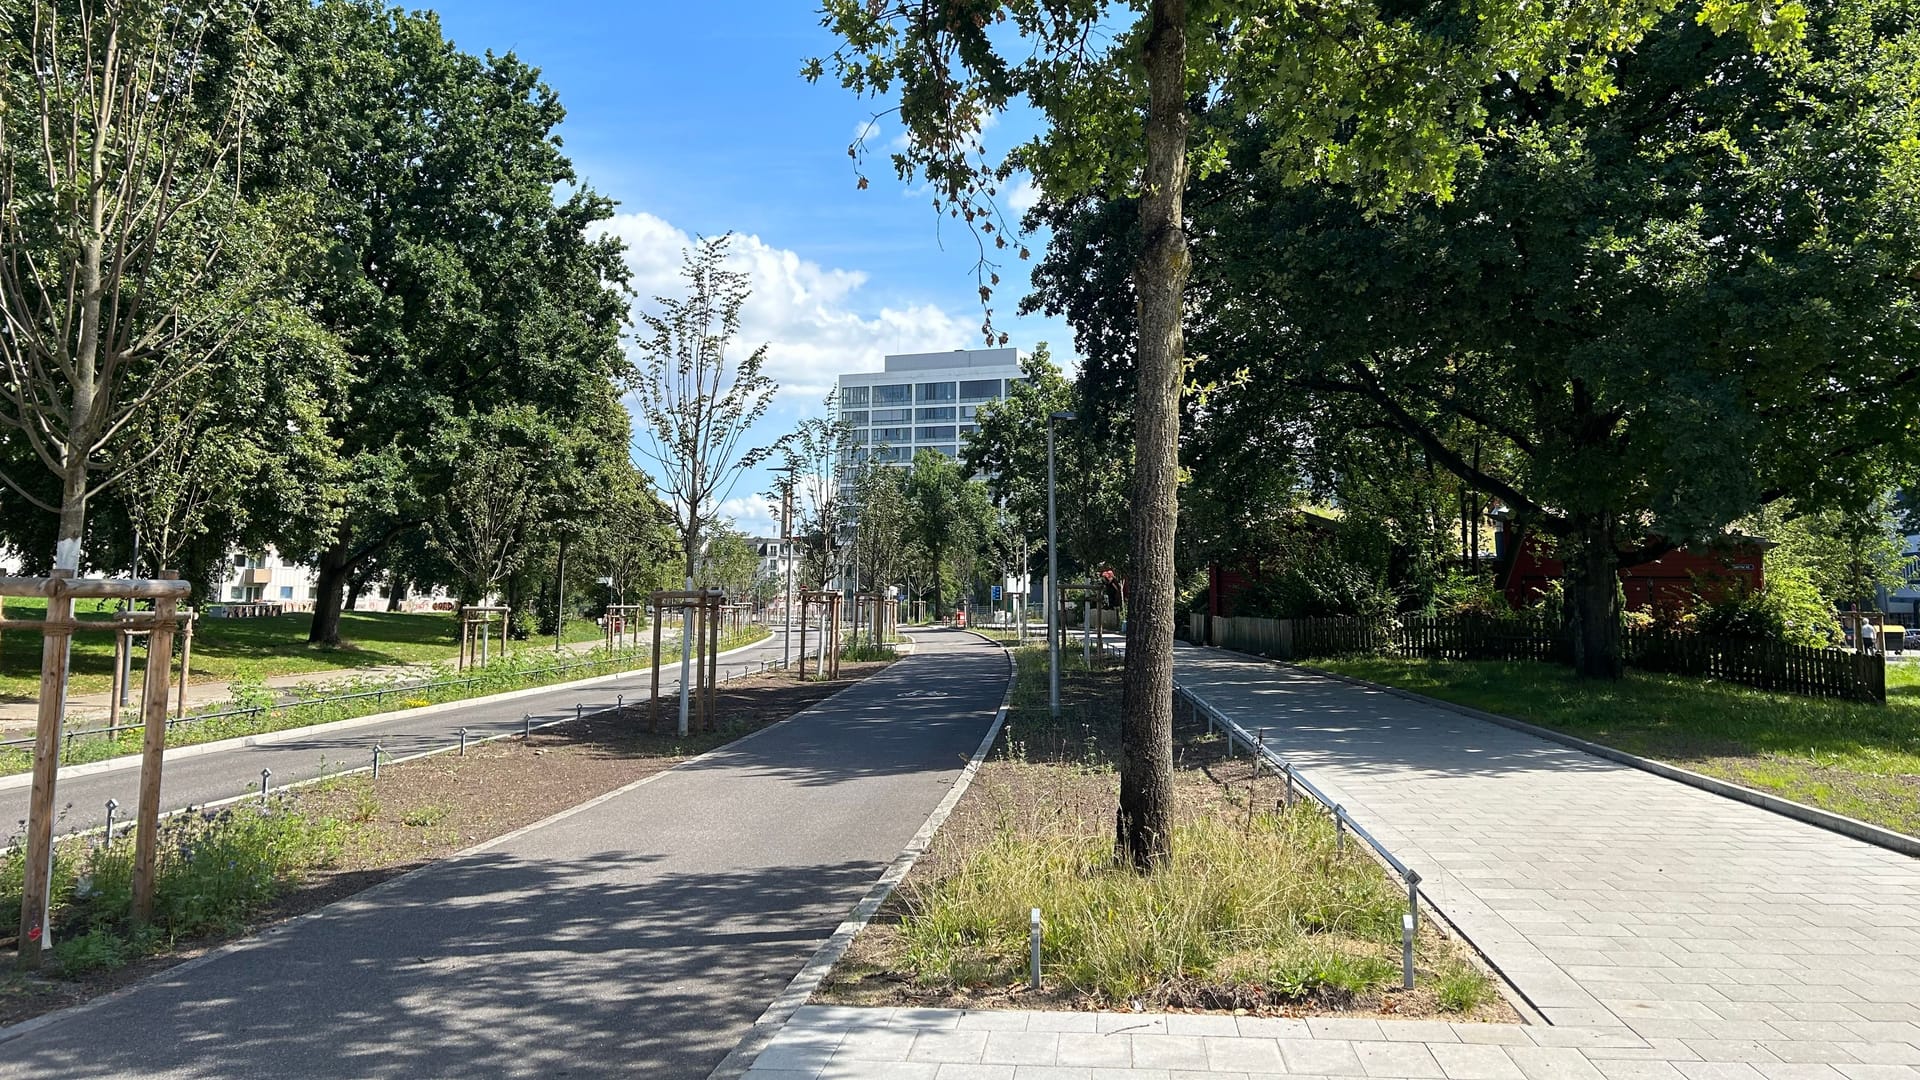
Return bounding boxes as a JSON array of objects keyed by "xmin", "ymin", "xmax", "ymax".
[{"xmin": 130, "ymin": 571, "xmax": 182, "ymax": 926}]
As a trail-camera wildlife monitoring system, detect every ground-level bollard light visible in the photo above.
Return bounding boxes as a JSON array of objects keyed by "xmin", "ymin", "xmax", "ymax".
[
  {"xmin": 1029, "ymin": 907, "xmax": 1042, "ymax": 990},
  {"xmin": 103, "ymin": 799, "xmax": 119, "ymax": 848},
  {"xmin": 616, "ymin": 694, "xmax": 624, "ymax": 711},
  {"xmin": 458, "ymin": 727, "xmax": 468, "ymax": 756},
  {"xmin": 372, "ymin": 745, "xmax": 384, "ymax": 779},
  {"xmin": 260, "ymin": 768, "xmax": 272, "ymax": 804},
  {"xmin": 1406, "ymin": 871, "xmax": 1421, "ymax": 935},
  {"xmin": 576, "ymin": 703, "xmax": 583, "ymax": 722},
  {"xmin": 1402, "ymin": 913, "xmax": 1415, "ymax": 989}
]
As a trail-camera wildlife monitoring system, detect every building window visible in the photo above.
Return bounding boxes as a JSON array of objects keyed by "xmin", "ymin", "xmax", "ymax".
[
  {"xmin": 959, "ymin": 379, "xmax": 1002, "ymax": 401},
  {"xmin": 872, "ymin": 384, "xmax": 912, "ymax": 405},
  {"xmin": 958, "ymin": 405, "xmax": 978, "ymax": 420},
  {"xmin": 309, "ymin": 586, "xmax": 319, "ymax": 600},
  {"xmin": 925, "ymin": 444, "xmax": 958, "ymax": 458},
  {"xmin": 917, "ymin": 425, "xmax": 956, "ymax": 440},
  {"xmin": 873, "ymin": 426, "xmax": 911, "ymax": 443},
  {"xmin": 842, "ymin": 410, "xmax": 869, "ymax": 426},
  {"xmin": 870, "ymin": 407, "xmax": 911, "ymax": 423},
  {"xmin": 280, "ymin": 586, "xmax": 294, "ymax": 599},
  {"xmin": 841, "ymin": 386, "xmax": 869, "ymax": 407},
  {"xmin": 851, "ymin": 430, "xmax": 870, "ymax": 445},
  {"xmin": 916, "ymin": 406, "xmax": 956, "ymax": 421},
  {"xmin": 960, "ymin": 424, "xmax": 978, "ymax": 439},
  {"xmin": 871, "ymin": 446, "xmax": 909, "ymax": 463},
  {"xmin": 916, "ymin": 382, "xmax": 957, "ymax": 403},
  {"xmin": 229, "ymin": 586, "xmax": 244, "ymax": 600}
]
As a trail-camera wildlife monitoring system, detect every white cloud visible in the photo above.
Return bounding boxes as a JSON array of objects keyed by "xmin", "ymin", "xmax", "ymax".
[
  {"xmin": 717, "ymin": 494, "xmax": 779, "ymax": 539},
  {"xmin": 606, "ymin": 211, "xmax": 983, "ymax": 535},
  {"xmin": 1007, "ymin": 174, "xmax": 1040, "ymax": 214},
  {"xmin": 605, "ymin": 211, "xmax": 973, "ymax": 402}
]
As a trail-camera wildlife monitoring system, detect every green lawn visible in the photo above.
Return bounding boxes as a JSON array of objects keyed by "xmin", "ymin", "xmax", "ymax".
[
  {"xmin": 0, "ymin": 601, "xmax": 609, "ymax": 701},
  {"xmin": 1313, "ymin": 656, "xmax": 1920, "ymax": 839}
]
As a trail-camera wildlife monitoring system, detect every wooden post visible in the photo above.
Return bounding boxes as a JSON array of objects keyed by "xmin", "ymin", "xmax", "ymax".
[
  {"xmin": 18, "ymin": 570, "xmax": 75, "ymax": 968},
  {"xmin": 109, "ymin": 630, "xmax": 126, "ymax": 733},
  {"xmin": 650, "ymin": 597, "xmax": 664, "ymax": 732},
  {"xmin": 131, "ymin": 571, "xmax": 182, "ymax": 927},
  {"xmin": 799, "ymin": 597, "xmax": 810, "ymax": 680},
  {"xmin": 175, "ymin": 614, "xmax": 194, "ymax": 720},
  {"xmin": 706, "ymin": 594, "xmax": 719, "ymax": 728}
]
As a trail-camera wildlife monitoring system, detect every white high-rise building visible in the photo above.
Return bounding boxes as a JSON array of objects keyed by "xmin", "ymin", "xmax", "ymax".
[{"xmin": 834, "ymin": 347, "xmax": 1025, "ymax": 470}]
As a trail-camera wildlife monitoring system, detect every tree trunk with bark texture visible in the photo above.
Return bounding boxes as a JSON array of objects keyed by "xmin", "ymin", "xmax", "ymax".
[
  {"xmin": 308, "ymin": 536, "xmax": 352, "ymax": 646},
  {"xmin": 1116, "ymin": 0, "xmax": 1188, "ymax": 872},
  {"xmin": 1565, "ymin": 519, "xmax": 1624, "ymax": 679}
]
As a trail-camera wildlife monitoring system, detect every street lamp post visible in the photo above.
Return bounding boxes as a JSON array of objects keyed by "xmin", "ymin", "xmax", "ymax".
[
  {"xmin": 774, "ymin": 463, "xmax": 797, "ymax": 668},
  {"xmin": 1047, "ymin": 409, "xmax": 1076, "ymax": 719}
]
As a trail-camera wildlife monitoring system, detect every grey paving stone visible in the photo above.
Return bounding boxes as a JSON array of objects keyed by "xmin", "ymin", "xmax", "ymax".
[
  {"xmin": 1127, "ymin": 1035, "xmax": 1209, "ymax": 1071},
  {"xmin": 1430, "ymin": 1043, "xmax": 1527, "ymax": 1080},
  {"xmin": 1279, "ymin": 1038, "xmax": 1368, "ymax": 1076},
  {"xmin": 982, "ymin": 1033, "xmax": 1062, "ymax": 1066},
  {"xmin": 1051, "ymin": 1034, "xmax": 1132, "ymax": 1069},
  {"xmin": 1203, "ymin": 1036, "xmax": 1287, "ymax": 1073},
  {"xmin": 1355, "ymin": 1040, "xmax": 1447, "ymax": 1078}
]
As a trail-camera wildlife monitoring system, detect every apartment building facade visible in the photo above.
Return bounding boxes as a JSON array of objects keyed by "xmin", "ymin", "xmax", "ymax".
[{"xmin": 834, "ymin": 347, "xmax": 1025, "ymax": 471}]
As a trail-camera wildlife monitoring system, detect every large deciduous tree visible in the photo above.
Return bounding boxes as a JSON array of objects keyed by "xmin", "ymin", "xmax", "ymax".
[
  {"xmin": 0, "ymin": 0, "xmax": 272, "ymax": 571},
  {"xmin": 812, "ymin": 0, "xmax": 1750, "ymax": 867},
  {"xmin": 1041, "ymin": 0, "xmax": 1919, "ymax": 677},
  {"xmin": 258, "ymin": 2, "xmax": 631, "ymax": 645}
]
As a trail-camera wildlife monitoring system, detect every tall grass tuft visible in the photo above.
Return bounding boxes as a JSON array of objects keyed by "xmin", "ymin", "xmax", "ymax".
[{"xmin": 899, "ymin": 802, "xmax": 1409, "ymax": 1003}]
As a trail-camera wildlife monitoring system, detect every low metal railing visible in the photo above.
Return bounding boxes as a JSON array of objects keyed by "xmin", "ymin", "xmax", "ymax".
[
  {"xmin": 5, "ymin": 628, "xmax": 774, "ymax": 762},
  {"xmin": 1173, "ymin": 680, "xmax": 1426, "ymax": 990}
]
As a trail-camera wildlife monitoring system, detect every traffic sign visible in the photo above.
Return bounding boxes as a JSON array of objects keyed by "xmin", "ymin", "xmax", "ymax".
[{"xmin": 991, "ymin": 585, "xmax": 1003, "ymax": 601}]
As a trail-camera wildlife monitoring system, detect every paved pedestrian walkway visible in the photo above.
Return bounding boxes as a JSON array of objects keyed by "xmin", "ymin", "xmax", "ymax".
[
  {"xmin": 0, "ymin": 628, "xmax": 1006, "ymax": 1079},
  {"xmin": 732, "ymin": 643, "xmax": 1920, "ymax": 1079}
]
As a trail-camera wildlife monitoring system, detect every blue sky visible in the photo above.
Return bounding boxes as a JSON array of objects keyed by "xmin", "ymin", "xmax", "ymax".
[{"xmin": 431, "ymin": 1, "xmax": 1074, "ymax": 536}]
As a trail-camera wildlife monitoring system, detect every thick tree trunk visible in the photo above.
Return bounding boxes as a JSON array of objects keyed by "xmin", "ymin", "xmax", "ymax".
[
  {"xmin": 1116, "ymin": 0, "xmax": 1189, "ymax": 872},
  {"xmin": 386, "ymin": 576, "xmax": 406, "ymax": 612},
  {"xmin": 308, "ymin": 535, "xmax": 353, "ymax": 646},
  {"xmin": 345, "ymin": 573, "xmax": 367, "ymax": 613},
  {"xmin": 1564, "ymin": 520, "xmax": 1624, "ymax": 679}
]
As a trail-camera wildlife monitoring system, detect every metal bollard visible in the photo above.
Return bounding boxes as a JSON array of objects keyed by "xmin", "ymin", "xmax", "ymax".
[
  {"xmin": 1029, "ymin": 907, "xmax": 1043, "ymax": 990},
  {"xmin": 1407, "ymin": 871, "xmax": 1422, "ymax": 935},
  {"xmin": 1334, "ymin": 806, "xmax": 1345, "ymax": 853},
  {"xmin": 458, "ymin": 727, "xmax": 468, "ymax": 756},
  {"xmin": 1283, "ymin": 764, "xmax": 1295, "ymax": 807},
  {"xmin": 103, "ymin": 798, "xmax": 119, "ymax": 848},
  {"xmin": 523, "ymin": 713, "xmax": 532, "ymax": 739},
  {"xmin": 372, "ymin": 745, "xmax": 383, "ymax": 779},
  {"xmin": 1402, "ymin": 913, "xmax": 1416, "ymax": 989},
  {"xmin": 260, "ymin": 768, "xmax": 272, "ymax": 804}
]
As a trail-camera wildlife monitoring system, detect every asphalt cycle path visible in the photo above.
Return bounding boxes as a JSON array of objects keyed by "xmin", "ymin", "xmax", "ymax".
[
  {"xmin": 0, "ymin": 626, "xmax": 1008, "ymax": 1079},
  {"xmin": 0, "ymin": 630, "xmax": 799, "ymax": 843}
]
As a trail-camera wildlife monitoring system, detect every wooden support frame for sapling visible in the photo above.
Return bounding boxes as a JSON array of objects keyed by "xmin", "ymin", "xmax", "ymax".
[
  {"xmin": 457, "ymin": 605, "xmax": 511, "ymax": 671},
  {"xmin": 0, "ymin": 571, "xmax": 191, "ymax": 969}
]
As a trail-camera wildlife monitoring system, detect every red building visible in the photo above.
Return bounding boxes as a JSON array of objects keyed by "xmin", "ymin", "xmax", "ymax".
[{"xmin": 1495, "ymin": 521, "xmax": 1768, "ymax": 612}]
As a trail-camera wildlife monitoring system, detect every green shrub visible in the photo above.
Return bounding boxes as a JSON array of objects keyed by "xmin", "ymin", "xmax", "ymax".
[{"xmin": 0, "ymin": 797, "xmax": 343, "ymax": 972}]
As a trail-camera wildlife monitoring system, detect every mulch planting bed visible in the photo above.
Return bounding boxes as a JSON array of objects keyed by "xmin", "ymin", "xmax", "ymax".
[
  {"xmin": 814, "ymin": 652, "xmax": 1517, "ymax": 1023},
  {"xmin": 0, "ymin": 659, "xmax": 893, "ymax": 1027}
]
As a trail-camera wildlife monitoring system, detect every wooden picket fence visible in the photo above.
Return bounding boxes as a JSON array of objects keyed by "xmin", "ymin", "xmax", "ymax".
[
  {"xmin": 1188, "ymin": 610, "xmax": 1886, "ymax": 704},
  {"xmin": 1624, "ymin": 628, "xmax": 1886, "ymax": 704}
]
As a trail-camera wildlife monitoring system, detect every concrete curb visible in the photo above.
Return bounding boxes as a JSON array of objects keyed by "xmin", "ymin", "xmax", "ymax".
[
  {"xmin": 0, "ymin": 632, "xmax": 778, "ymax": 793},
  {"xmin": 706, "ymin": 630, "xmax": 1015, "ymax": 1080},
  {"xmin": 1245, "ymin": 652, "xmax": 1920, "ymax": 861},
  {"xmin": 0, "ymin": 635, "xmax": 853, "ymax": 1049}
]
